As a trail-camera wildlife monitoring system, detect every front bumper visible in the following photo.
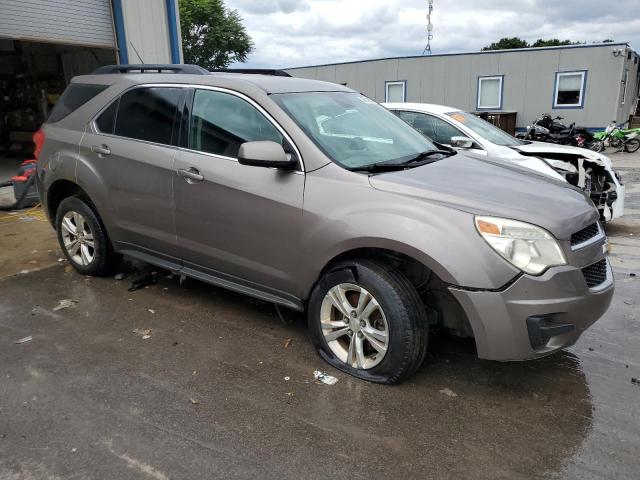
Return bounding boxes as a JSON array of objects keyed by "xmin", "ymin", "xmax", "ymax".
[
  {"xmin": 448, "ymin": 259, "xmax": 614, "ymax": 361},
  {"xmin": 610, "ymin": 183, "xmax": 625, "ymax": 220}
]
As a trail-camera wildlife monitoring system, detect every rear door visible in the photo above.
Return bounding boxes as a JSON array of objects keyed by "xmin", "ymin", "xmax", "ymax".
[
  {"xmin": 79, "ymin": 86, "xmax": 184, "ymax": 260},
  {"xmin": 173, "ymin": 87, "xmax": 305, "ymax": 296}
]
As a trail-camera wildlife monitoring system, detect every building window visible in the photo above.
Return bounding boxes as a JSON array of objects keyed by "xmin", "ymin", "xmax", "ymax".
[
  {"xmin": 477, "ymin": 75, "xmax": 503, "ymax": 110},
  {"xmin": 622, "ymin": 69, "xmax": 629, "ymax": 105},
  {"xmin": 385, "ymin": 81, "xmax": 406, "ymax": 102},
  {"xmin": 553, "ymin": 71, "xmax": 587, "ymax": 108}
]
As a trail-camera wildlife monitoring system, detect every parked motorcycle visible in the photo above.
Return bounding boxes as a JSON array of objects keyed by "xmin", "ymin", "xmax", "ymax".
[
  {"xmin": 591, "ymin": 121, "xmax": 640, "ymax": 153},
  {"xmin": 522, "ymin": 113, "xmax": 595, "ymax": 148}
]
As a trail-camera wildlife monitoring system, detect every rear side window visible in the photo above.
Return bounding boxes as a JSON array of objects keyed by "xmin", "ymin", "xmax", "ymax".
[
  {"xmin": 47, "ymin": 83, "xmax": 108, "ymax": 123},
  {"xmin": 114, "ymin": 87, "xmax": 182, "ymax": 145},
  {"xmin": 190, "ymin": 89, "xmax": 283, "ymax": 157}
]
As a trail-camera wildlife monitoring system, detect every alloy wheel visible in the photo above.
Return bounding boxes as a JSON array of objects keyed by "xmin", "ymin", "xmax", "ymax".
[
  {"xmin": 320, "ymin": 283, "xmax": 389, "ymax": 369},
  {"xmin": 61, "ymin": 211, "xmax": 95, "ymax": 266}
]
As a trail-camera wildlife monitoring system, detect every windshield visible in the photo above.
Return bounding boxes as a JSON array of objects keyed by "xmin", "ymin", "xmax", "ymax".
[
  {"xmin": 446, "ymin": 111, "xmax": 523, "ymax": 147},
  {"xmin": 272, "ymin": 92, "xmax": 438, "ymax": 169}
]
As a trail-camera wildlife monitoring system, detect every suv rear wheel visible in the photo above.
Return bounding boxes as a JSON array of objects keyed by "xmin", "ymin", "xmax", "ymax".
[
  {"xmin": 55, "ymin": 196, "xmax": 119, "ymax": 276},
  {"xmin": 308, "ymin": 259, "xmax": 428, "ymax": 384}
]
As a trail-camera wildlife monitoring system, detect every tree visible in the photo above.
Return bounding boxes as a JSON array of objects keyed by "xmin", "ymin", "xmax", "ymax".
[
  {"xmin": 179, "ymin": 0, "xmax": 253, "ymax": 70},
  {"xmin": 530, "ymin": 38, "xmax": 577, "ymax": 48},
  {"xmin": 481, "ymin": 37, "xmax": 529, "ymax": 51},
  {"xmin": 481, "ymin": 37, "xmax": 587, "ymax": 51}
]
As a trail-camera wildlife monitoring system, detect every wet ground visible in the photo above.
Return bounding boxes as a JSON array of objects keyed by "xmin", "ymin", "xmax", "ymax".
[{"xmin": 0, "ymin": 152, "xmax": 639, "ymax": 479}]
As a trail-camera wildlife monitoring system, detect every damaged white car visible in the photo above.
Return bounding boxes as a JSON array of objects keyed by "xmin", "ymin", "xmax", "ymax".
[{"xmin": 384, "ymin": 103, "xmax": 624, "ymax": 221}]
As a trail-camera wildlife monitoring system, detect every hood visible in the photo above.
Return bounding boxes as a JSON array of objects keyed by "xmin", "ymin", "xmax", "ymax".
[
  {"xmin": 485, "ymin": 144, "xmax": 567, "ymax": 181},
  {"xmin": 514, "ymin": 141, "xmax": 613, "ymax": 169},
  {"xmin": 368, "ymin": 153, "xmax": 598, "ymax": 239}
]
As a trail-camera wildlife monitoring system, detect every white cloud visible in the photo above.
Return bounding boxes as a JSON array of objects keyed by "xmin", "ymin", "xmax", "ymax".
[{"xmin": 225, "ymin": 0, "xmax": 640, "ymax": 68}]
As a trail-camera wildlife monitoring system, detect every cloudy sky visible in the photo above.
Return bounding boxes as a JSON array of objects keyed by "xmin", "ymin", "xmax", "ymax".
[{"xmin": 225, "ymin": 0, "xmax": 640, "ymax": 69}]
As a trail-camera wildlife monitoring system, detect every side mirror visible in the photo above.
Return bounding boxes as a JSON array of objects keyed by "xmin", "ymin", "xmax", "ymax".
[
  {"xmin": 238, "ymin": 141, "xmax": 297, "ymax": 169},
  {"xmin": 450, "ymin": 136, "xmax": 474, "ymax": 149}
]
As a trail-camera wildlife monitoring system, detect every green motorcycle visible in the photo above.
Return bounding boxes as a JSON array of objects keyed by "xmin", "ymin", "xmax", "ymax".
[{"xmin": 592, "ymin": 121, "xmax": 640, "ymax": 153}]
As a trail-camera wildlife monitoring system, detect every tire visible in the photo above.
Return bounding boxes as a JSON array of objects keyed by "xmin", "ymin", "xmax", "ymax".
[
  {"xmin": 589, "ymin": 140, "xmax": 605, "ymax": 152},
  {"xmin": 55, "ymin": 196, "xmax": 120, "ymax": 276},
  {"xmin": 624, "ymin": 138, "xmax": 640, "ymax": 153},
  {"xmin": 308, "ymin": 259, "xmax": 428, "ymax": 384}
]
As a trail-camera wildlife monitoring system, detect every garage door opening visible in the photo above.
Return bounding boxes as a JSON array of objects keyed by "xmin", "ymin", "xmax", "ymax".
[{"xmin": 0, "ymin": 40, "xmax": 116, "ymax": 180}]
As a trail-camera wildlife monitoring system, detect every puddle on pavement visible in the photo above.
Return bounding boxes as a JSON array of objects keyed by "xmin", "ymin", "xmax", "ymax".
[{"xmin": 2, "ymin": 264, "xmax": 595, "ymax": 480}]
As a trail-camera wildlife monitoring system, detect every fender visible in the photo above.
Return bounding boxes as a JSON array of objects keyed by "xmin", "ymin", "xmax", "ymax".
[{"xmin": 298, "ymin": 170, "xmax": 521, "ymax": 299}]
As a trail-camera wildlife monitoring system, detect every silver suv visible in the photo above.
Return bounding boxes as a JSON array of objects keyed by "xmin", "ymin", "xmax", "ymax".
[{"xmin": 37, "ymin": 64, "xmax": 613, "ymax": 384}]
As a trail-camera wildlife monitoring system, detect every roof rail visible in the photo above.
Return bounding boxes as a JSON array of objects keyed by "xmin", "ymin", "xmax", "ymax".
[
  {"xmin": 212, "ymin": 68, "xmax": 292, "ymax": 77},
  {"xmin": 91, "ymin": 64, "xmax": 210, "ymax": 75}
]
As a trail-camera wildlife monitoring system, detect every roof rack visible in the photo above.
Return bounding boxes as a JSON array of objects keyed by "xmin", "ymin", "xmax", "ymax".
[
  {"xmin": 212, "ymin": 68, "xmax": 292, "ymax": 77},
  {"xmin": 91, "ymin": 64, "xmax": 210, "ymax": 75}
]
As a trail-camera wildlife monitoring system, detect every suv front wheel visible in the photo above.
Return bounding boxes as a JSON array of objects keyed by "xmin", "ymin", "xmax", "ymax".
[
  {"xmin": 308, "ymin": 259, "xmax": 428, "ymax": 384},
  {"xmin": 55, "ymin": 196, "xmax": 119, "ymax": 276}
]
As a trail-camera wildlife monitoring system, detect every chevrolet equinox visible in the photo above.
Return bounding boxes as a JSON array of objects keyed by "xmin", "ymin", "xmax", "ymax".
[{"xmin": 36, "ymin": 64, "xmax": 614, "ymax": 384}]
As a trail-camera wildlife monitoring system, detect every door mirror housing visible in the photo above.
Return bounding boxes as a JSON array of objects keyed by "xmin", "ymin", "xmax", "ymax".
[
  {"xmin": 238, "ymin": 141, "xmax": 297, "ymax": 169},
  {"xmin": 450, "ymin": 136, "xmax": 474, "ymax": 149}
]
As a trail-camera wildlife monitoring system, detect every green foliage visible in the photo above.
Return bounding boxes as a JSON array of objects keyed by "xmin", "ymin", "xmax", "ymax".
[
  {"xmin": 481, "ymin": 37, "xmax": 529, "ymax": 51},
  {"xmin": 481, "ymin": 37, "xmax": 601, "ymax": 51},
  {"xmin": 530, "ymin": 38, "xmax": 578, "ymax": 48},
  {"xmin": 179, "ymin": 0, "xmax": 253, "ymax": 70}
]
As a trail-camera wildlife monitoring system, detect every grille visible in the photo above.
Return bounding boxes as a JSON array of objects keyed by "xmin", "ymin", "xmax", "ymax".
[
  {"xmin": 571, "ymin": 223, "xmax": 600, "ymax": 246},
  {"xmin": 581, "ymin": 259, "xmax": 608, "ymax": 288}
]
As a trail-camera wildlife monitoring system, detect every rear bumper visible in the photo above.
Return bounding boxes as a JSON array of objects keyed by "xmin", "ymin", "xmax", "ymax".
[{"xmin": 449, "ymin": 260, "xmax": 614, "ymax": 361}]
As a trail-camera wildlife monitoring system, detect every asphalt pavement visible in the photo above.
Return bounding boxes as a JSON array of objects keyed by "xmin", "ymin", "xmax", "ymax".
[{"xmin": 0, "ymin": 151, "xmax": 639, "ymax": 480}]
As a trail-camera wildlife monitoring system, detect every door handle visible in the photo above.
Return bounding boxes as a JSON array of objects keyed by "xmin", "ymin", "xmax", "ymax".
[
  {"xmin": 91, "ymin": 144, "xmax": 111, "ymax": 156},
  {"xmin": 177, "ymin": 167, "xmax": 204, "ymax": 183}
]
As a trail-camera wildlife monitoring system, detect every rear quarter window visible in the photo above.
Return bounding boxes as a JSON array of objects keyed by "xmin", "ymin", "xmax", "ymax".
[{"xmin": 46, "ymin": 83, "xmax": 108, "ymax": 123}]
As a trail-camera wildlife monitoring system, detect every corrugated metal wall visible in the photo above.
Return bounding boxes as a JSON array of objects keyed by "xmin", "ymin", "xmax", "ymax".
[
  {"xmin": 0, "ymin": 0, "xmax": 115, "ymax": 48},
  {"xmin": 121, "ymin": 0, "xmax": 172, "ymax": 63},
  {"xmin": 287, "ymin": 44, "xmax": 636, "ymax": 129}
]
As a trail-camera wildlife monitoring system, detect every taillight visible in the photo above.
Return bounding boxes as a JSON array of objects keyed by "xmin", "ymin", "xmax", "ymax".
[{"xmin": 33, "ymin": 128, "xmax": 45, "ymax": 161}]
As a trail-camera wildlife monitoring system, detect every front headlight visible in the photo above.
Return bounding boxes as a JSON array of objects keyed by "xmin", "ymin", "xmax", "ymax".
[{"xmin": 475, "ymin": 216, "xmax": 567, "ymax": 275}]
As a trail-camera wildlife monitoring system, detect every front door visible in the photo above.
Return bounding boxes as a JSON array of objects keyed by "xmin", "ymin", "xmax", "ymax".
[
  {"xmin": 173, "ymin": 88, "xmax": 304, "ymax": 296},
  {"xmin": 395, "ymin": 110, "xmax": 487, "ymax": 156}
]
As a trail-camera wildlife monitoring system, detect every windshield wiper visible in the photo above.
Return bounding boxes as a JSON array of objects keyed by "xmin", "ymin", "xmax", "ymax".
[
  {"xmin": 348, "ymin": 150, "xmax": 452, "ymax": 173},
  {"xmin": 406, "ymin": 149, "xmax": 456, "ymax": 161}
]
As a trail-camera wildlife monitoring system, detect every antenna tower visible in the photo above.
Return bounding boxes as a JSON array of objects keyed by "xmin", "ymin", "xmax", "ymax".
[{"xmin": 423, "ymin": 0, "xmax": 433, "ymax": 54}]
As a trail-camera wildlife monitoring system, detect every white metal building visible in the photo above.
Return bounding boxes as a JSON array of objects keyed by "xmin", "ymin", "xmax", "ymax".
[{"xmin": 286, "ymin": 43, "xmax": 640, "ymax": 132}]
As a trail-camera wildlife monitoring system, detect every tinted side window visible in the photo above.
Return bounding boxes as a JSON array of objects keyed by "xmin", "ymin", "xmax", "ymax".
[
  {"xmin": 47, "ymin": 83, "xmax": 108, "ymax": 123},
  {"xmin": 115, "ymin": 87, "xmax": 182, "ymax": 145},
  {"xmin": 190, "ymin": 89, "xmax": 283, "ymax": 158},
  {"xmin": 95, "ymin": 99, "xmax": 119, "ymax": 134},
  {"xmin": 396, "ymin": 111, "xmax": 462, "ymax": 144}
]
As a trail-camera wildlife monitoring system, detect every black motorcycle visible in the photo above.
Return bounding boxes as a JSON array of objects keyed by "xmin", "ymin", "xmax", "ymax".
[{"xmin": 521, "ymin": 114, "xmax": 595, "ymax": 148}]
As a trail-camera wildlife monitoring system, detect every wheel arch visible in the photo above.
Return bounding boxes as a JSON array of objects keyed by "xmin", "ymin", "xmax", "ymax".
[
  {"xmin": 304, "ymin": 238, "xmax": 457, "ymax": 300},
  {"xmin": 46, "ymin": 180, "xmax": 95, "ymax": 226},
  {"xmin": 305, "ymin": 242, "xmax": 475, "ymax": 341}
]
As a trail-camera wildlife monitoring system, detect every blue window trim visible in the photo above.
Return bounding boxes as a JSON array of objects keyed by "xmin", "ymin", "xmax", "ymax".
[
  {"xmin": 385, "ymin": 80, "xmax": 407, "ymax": 102},
  {"xmin": 476, "ymin": 75, "xmax": 504, "ymax": 110},
  {"xmin": 552, "ymin": 70, "xmax": 588, "ymax": 109},
  {"xmin": 165, "ymin": 0, "xmax": 181, "ymax": 64},
  {"xmin": 110, "ymin": 0, "xmax": 128, "ymax": 64}
]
